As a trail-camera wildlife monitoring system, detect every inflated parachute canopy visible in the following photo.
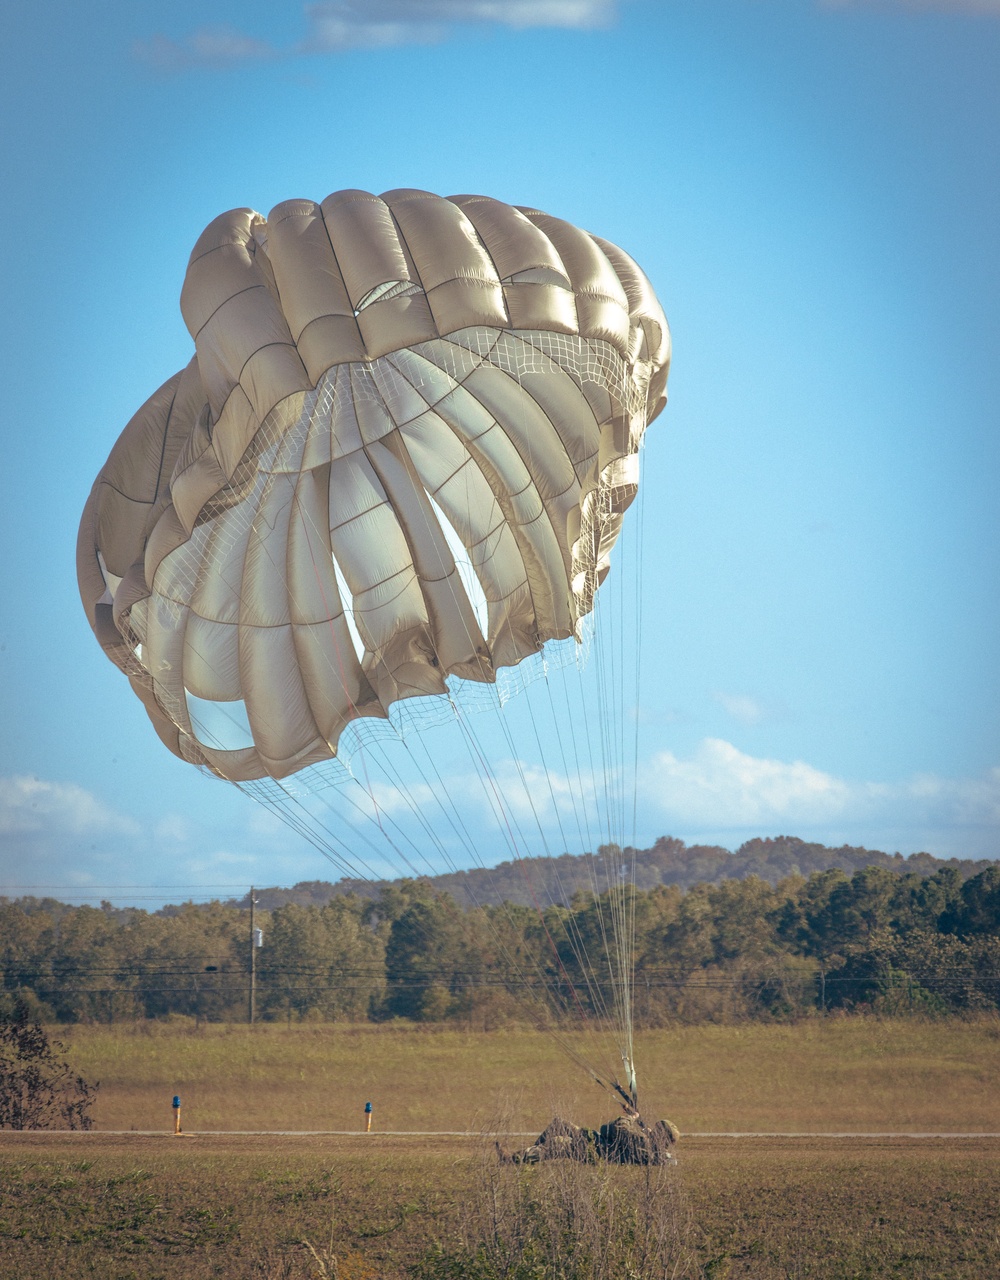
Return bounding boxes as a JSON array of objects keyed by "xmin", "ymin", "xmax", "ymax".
[{"xmin": 78, "ymin": 189, "xmax": 670, "ymax": 783}]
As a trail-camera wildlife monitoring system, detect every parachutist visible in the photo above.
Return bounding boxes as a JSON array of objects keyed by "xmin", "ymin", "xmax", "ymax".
[{"xmin": 501, "ymin": 1114, "xmax": 678, "ymax": 1166}]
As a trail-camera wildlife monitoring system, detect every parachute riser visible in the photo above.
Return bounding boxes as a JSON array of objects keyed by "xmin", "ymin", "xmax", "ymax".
[{"xmin": 611, "ymin": 1078, "xmax": 639, "ymax": 1116}]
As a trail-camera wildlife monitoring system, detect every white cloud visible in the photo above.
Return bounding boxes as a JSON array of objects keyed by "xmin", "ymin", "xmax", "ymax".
[
  {"xmin": 304, "ymin": 0, "xmax": 615, "ymax": 49},
  {"xmin": 905, "ymin": 766, "xmax": 1000, "ymax": 826},
  {"xmin": 713, "ymin": 691, "xmax": 766, "ymax": 726},
  {"xmin": 154, "ymin": 814, "xmax": 194, "ymax": 843},
  {"xmin": 495, "ymin": 758, "xmax": 600, "ymax": 825},
  {"xmin": 0, "ymin": 775, "xmax": 140, "ymax": 838},
  {"xmin": 641, "ymin": 739, "xmax": 1000, "ymax": 852},
  {"xmin": 134, "ymin": 0, "xmax": 616, "ymax": 70},
  {"xmin": 0, "ymin": 774, "xmax": 306, "ymax": 900},
  {"xmin": 246, "ymin": 807, "xmax": 289, "ymax": 839},
  {"xmin": 198, "ymin": 849, "xmax": 259, "ymax": 866},
  {"xmin": 644, "ymin": 739, "xmax": 853, "ymax": 827},
  {"xmin": 362, "ymin": 777, "xmax": 437, "ymax": 817},
  {"xmin": 341, "ymin": 743, "xmax": 1000, "ymax": 862},
  {"xmin": 3, "ymin": 750, "xmax": 996, "ymax": 905}
]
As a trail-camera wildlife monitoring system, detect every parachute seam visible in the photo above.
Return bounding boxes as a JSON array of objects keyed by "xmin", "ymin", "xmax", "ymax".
[
  {"xmin": 387, "ymin": 336, "xmax": 559, "ymax": 656},
  {"xmin": 191, "ymin": 283, "xmax": 269, "ymax": 342},
  {"xmin": 433, "ymin": 332, "xmax": 566, "ymax": 634},
  {"xmin": 186, "ymin": 233, "xmax": 256, "ymax": 269},
  {"xmin": 235, "ymin": 339, "xmax": 303, "ymax": 387},
  {"xmin": 414, "ymin": 333, "xmax": 545, "ymax": 638},
  {"xmin": 152, "ymin": 379, "xmax": 183, "ymax": 502},
  {"xmin": 490, "ymin": 331, "xmax": 596, "ymax": 525},
  {"xmin": 315, "ymin": 204, "xmax": 367, "ymax": 351},
  {"xmin": 474, "ymin": 362, "xmax": 577, "ymax": 631}
]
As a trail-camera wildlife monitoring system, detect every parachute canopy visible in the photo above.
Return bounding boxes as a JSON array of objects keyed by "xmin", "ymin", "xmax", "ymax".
[{"xmin": 78, "ymin": 188, "xmax": 670, "ymax": 784}]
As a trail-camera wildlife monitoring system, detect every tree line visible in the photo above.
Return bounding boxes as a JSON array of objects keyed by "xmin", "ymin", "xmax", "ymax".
[
  {"xmin": 234, "ymin": 835, "xmax": 990, "ymax": 911},
  {"xmin": 2, "ymin": 849, "xmax": 998, "ymax": 1027}
]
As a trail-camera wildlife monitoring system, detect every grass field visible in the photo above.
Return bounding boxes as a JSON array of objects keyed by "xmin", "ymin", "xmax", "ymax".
[
  {"xmin": 2, "ymin": 1017, "xmax": 999, "ymax": 1277},
  {"xmin": 58, "ymin": 1016, "xmax": 1000, "ymax": 1134},
  {"xmin": 2, "ymin": 1133, "xmax": 997, "ymax": 1278}
]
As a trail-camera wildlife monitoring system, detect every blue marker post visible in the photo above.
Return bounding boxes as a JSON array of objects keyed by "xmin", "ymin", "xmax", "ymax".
[
  {"xmin": 364, "ymin": 1101, "xmax": 373, "ymax": 1133},
  {"xmin": 173, "ymin": 1095, "xmax": 182, "ymax": 1136}
]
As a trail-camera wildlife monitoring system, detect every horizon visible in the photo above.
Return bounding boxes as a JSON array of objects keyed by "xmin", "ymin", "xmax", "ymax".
[{"xmin": 4, "ymin": 830, "xmax": 994, "ymax": 911}]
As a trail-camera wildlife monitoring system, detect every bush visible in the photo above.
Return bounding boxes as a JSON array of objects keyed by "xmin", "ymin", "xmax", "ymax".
[
  {"xmin": 414, "ymin": 1132, "xmax": 699, "ymax": 1279},
  {"xmin": 0, "ymin": 998, "xmax": 99, "ymax": 1129}
]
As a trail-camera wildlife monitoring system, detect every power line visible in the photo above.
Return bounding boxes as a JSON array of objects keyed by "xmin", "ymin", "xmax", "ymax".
[
  {"xmin": 6, "ymin": 968, "xmax": 998, "ymax": 987},
  {"xmin": 0, "ymin": 885, "xmax": 260, "ymax": 892}
]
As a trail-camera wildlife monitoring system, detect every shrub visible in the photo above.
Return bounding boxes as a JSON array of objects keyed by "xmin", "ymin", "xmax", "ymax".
[
  {"xmin": 414, "ymin": 1134, "xmax": 699, "ymax": 1279},
  {"xmin": 0, "ymin": 998, "xmax": 99, "ymax": 1129}
]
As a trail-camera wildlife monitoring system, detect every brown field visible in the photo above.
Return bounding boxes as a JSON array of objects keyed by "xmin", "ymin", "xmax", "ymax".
[
  {"xmin": 54, "ymin": 1015, "xmax": 1000, "ymax": 1134},
  {"xmin": 2, "ymin": 1132, "xmax": 997, "ymax": 1278},
  {"xmin": 1, "ymin": 1018, "xmax": 999, "ymax": 1277}
]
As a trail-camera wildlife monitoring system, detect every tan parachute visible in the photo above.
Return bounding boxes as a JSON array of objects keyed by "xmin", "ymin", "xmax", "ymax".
[
  {"xmin": 78, "ymin": 188, "xmax": 669, "ymax": 783},
  {"xmin": 78, "ymin": 188, "xmax": 670, "ymax": 1114}
]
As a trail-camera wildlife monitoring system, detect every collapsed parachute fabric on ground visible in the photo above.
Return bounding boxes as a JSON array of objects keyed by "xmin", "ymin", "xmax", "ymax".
[{"xmin": 78, "ymin": 189, "xmax": 670, "ymax": 783}]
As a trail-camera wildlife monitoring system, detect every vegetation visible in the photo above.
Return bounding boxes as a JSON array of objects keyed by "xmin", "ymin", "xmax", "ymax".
[
  {"xmin": 3, "ymin": 836, "xmax": 994, "ymax": 1275},
  {"xmin": 240, "ymin": 835, "xmax": 993, "ymax": 910},
  {"xmin": 2, "ymin": 849, "xmax": 998, "ymax": 1027},
  {"xmin": 0, "ymin": 1117, "xmax": 998, "ymax": 1276},
  {"xmin": 412, "ymin": 1155, "xmax": 696, "ymax": 1279},
  {"xmin": 0, "ymin": 1000, "xmax": 98, "ymax": 1130},
  {"xmin": 0, "ymin": 1018, "xmax": 997, "ymax": 1275},
  {"xmin": 47, "ymin": 1018, "xmax": 1000, "ymax": 1135}
]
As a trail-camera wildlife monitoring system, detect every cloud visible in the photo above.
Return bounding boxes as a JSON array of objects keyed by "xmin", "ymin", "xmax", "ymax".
[
  {"xmin": 351, "ymin": 777, "xmax": 437, "ymax": 819},
  {"xmin": 246, "ymin": 807, "xmax": 290, "ymax": 840},
  {"xmin": 644, "ymin": 739, "xmax": 854, "ymax": 828},
  {"xmin": 0, "ymin": 774, "xmax": 310, "ymax": 900},
  {"xmin": 905, "ymin": 766, "xmax": 1000, "ymax": 827},
  {"xmin": 136, "ymin": 27, "xmax": 278, "ymax": 72},
  {"xmin": 713, "ymin": 691, "xmax": 766, "ymax": 726},
  {"xmin": 154, "ymin": 814, "xmax": 194, "ymax": 843},
  {"xmin": 338, "ymin": 742, "xmax": 1000, "ymax": 862},
  {"xmin": 134, "ymin": 0, "xmax": 616, "ymax": 71},
  {"xmin": 301, "ymin": 0, "xmax": 615, "ymax": 54},
  {"xmin": 641, "ymin": 739, "xmax": 1000, "ymax": 854},
  {"xmin": 4, "ymin": 749, "xmax": 997, "ymax": 906},
  {"xmin": 0, "ymin": 775, "xmax": 140, "ymax": 839},
  {"xmin": 494, "ymin": 759, "xmax": 599, "ymax": 826}
]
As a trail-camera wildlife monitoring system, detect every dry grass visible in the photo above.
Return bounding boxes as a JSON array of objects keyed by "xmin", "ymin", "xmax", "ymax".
[
  {"xmin": 0, "ymin": 1133, "xmax": 998, "ymax": 1278},
  {"xmin": 681, "ymin": 1137, "xmax": 1000, "ymax": 1278},
  {"xmin": 2, "ymin": 1018, "xmax": 997, "ymax": 1277},
  {"xmin": 59, "ymin": 1015, "xmax": 1000, "ymax": 1134}
]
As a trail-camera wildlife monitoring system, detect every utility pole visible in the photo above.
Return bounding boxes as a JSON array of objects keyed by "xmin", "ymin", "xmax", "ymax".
[{"xmin": 249, "ymin": 886, "xmax": 258, "ymax": 1025}]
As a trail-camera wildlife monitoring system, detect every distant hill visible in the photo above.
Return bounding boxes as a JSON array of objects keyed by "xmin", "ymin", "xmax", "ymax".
[{"xmin": 233, "ymin": 835, "xmax": 995, "ymax": 912}]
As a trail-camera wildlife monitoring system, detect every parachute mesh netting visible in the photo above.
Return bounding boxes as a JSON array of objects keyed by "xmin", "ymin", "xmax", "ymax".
[{"xmin": 127, "ymin": 326, "xmax": 649, "ymax": 786}]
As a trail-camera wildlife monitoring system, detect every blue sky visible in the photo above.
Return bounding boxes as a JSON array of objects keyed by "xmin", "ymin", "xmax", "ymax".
[{"xmin": 1, "ymin": 0, "xmax": 998, "ymax": 905}]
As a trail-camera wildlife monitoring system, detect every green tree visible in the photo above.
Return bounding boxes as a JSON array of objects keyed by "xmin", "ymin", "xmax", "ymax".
[
  {"xmin": 943, "ymin": 865, "xmax": 1000, "ymax": 937},
  {"xmin": 383, "ymin": 895, "xmax": 489, "ymax": 1021},
  {"xmin": 258, "ymin": 896, "xmax": 384, "ymax": 1022},
  {"xmin": 134, "ymin": 901, "xmax": 248, "ymax": 1022}
]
